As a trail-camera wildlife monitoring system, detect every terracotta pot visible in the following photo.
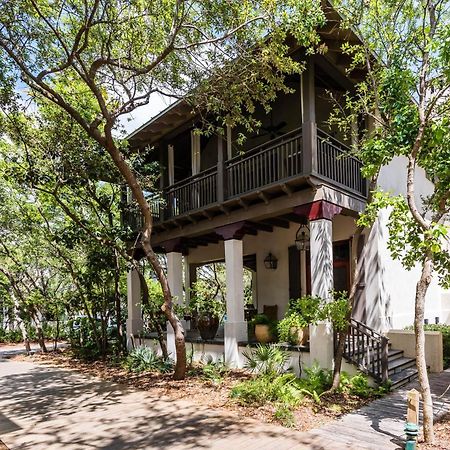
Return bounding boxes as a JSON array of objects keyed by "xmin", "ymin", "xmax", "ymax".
[
  {"xmin": 255, "ymin": 324, "xmax": 272, "ymax": 343},
  {"xmin": 302, "ymin": 326, "xmax": 310, "ymax": 344},
  {"xmin": 289, "ymin": 326, "xmax": 310, "ymax": 345},
  {"xmin": 197, "ymin": 315, "xmax": 220, "ymax": 341}
]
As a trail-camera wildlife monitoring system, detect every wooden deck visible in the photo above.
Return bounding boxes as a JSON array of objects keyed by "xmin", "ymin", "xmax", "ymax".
[{"xmin": 304, "ymin": 369, "xmax": 450, "ymax": 450}]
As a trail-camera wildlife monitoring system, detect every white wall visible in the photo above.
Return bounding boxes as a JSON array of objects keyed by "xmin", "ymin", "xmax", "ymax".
[
  {"xmin": 376, "ymin": 157, "xmax": 446, "ymax": 329},
  {"xmin": 189, "ymin": 216, "xmax": 357, "ymax": 320},
  {"xmin": 369, "ymin": 209, "xmax": 444, "ymax": 331},
  {"xmin": 378, "ymin": 156, "xmax": 434, "ymax": 203}
]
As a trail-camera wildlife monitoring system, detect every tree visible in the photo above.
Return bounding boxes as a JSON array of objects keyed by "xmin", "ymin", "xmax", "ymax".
[
  {"xmin": 0, "ymin": 0, "xmax": 325, "ymax": 379},
  {"xmin": 331, "ymin": 0, "xmax": 450, "ymax": 442}
]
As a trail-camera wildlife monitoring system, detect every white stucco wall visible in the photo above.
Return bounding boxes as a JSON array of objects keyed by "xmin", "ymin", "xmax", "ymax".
[
  {"xmin": 189, "ymin": 215, "xmax": 357, "ymax": 320},
  {"xmin": 375, "ymin": 156, "xmax": 447, "ymax": 328},
  {"xmin": 375, "ymin": 209, "xmax": 443, "ymax": 330},
  {"xmin": 378, "ymin": 155, "xmax": 434, "ymax": 203}
]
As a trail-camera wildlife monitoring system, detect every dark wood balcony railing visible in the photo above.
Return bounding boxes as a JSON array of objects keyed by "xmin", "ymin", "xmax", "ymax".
[
  {"xmin": 127, "ymin": 126, "xmax": 367, "ymax": 226},
  {"xmin": 162, "ymin": 166, "xmax": 217, "ymax": 218},
  {"xmin": 226, "ymin": 128, "xmax": 303, "ymax": 198},
  {"xmin": 317, "ymin": 129, "xmax": 367, "ymax": 197}
]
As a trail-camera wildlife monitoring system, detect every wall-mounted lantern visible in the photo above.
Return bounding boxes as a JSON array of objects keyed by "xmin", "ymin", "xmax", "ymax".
[
  {"xmin": 264, "ymin": 252, "xmax": 278, "ymax": 270},
  {"xmin": 295, "ymin": 224, "xmax": 310, "ymax": 251}
]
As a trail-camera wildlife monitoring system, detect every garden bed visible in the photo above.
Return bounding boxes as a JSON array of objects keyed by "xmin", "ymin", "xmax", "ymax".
[{"xmin": 16, "ymin": 349, "xmax": 374, "ymax": 432}]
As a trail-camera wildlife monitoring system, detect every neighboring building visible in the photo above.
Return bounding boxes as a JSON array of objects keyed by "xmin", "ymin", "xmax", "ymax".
[{"xmin": 123, "ymin": 6, "xmax": 449, "ymax": 385}]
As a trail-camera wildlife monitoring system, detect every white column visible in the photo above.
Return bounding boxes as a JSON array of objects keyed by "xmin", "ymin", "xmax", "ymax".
[
  {"xmin": 224, "ymin": 239, "xmax": 247, "ymax": 367},
  {"xmin": 191, "ymin": 131, "xmax": 201, "ymax": 175},
  {"xmin": 309, "ymin": 218, "xmax": 334, "ymax": 369},
  {"xmin": 126, "ymin": 268, "xmax": 143, "ymax": 349},
  {"xmin": 166, "ymin": 252, "xmax": 184, "ymax": 359}
]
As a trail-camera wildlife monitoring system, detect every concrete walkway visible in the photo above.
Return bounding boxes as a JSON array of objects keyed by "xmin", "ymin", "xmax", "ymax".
[{"xmin": 0, "ymin": 359, "xmax": 449, "ymax": 450}]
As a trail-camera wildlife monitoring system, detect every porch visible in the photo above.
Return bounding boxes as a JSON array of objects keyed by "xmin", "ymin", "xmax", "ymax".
[{"xmin": 127, "ymin": 199, "xmax": 359, "ymax": 371}]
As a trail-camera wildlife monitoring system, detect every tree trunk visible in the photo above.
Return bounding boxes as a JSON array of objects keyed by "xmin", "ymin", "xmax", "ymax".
[
  {"xmin": 36, "ymin": 323, "xmax": 47, "ymax": 353},
  {"xmin": 113, "ymin": 248, "xmax": 124, "ymax": 354},
  {"xmin": 103, "ymin": 132, "xmax": 186, "ymax": 379},
  {"xmin": 415, "ymin": 252, "xmax": 434, "ymax": 443},
  {"xmin": 18, "ymin": 319, "xmax": 31, "ymax": 353},
  {"xmin": 136, "ymin": 267, "xmax": 169, "ymax": 360},
  {"xmin": 53, "ymin": 315, "xmax": 60, "ymax": 351}
]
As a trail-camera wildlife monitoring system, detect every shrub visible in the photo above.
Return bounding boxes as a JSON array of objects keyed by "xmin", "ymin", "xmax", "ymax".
[
  {"xmin": 230, "ymin": 373, "xmax": 300, "ymax": 408},
  {"xmin": 294, "ymin": 363, "xmax": 332, "ymax": 402},
  {"xmin": 242, "ymin": 344, "xmax": 290, "ymax": 377},
  {"xmin": 251, "ymin": 314, "xmax": 272, "ymax": 325},
  {"xmin": 199, "ymin": 358, "xmax": 229, "ymax": 383},
  {"xmin": 124, "ymin": 346, "xmax": 173, "ymax": 373},
  {"xmin": 0, "ymin": 328, "xmax": 23, "ymax": 343}
]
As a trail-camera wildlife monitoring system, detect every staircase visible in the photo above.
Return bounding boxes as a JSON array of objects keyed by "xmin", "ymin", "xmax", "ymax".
[{"xmin": 343, "ymin": 319, "xmax": 418, "ymax": 389}]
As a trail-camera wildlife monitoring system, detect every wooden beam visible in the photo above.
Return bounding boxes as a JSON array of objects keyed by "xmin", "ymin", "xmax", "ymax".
[
  {"xmin": 186, "ymin": 215, "xmax": 197, "ymax": 224},
  {"xmin": 280, "ymin": 213, "xmax": 308, "ymax": 224},
  {"xmin": 247, "ymin": 221, "xmax": 273, "ymax": 233},
  {"xmin": 257, "ymin": 191, "xmax": 270, "ymax": 205},
  {"xmin": 260, "ymin": 218, "xmax": 290, "ymax": 229},
  {"xmin": 202, "ymin": 210, "xmax": 213, "ymax": 220},
  {"xmin": 280, "ymin": 183, "xmax": 293, "ymax": 197},
  {"xmin": 219, "ymin": 205, "xmax": 230, "ymax": 215},
  {"xmin": 238, "ymin": 198, "xmax": 249, "ymax": 210}
]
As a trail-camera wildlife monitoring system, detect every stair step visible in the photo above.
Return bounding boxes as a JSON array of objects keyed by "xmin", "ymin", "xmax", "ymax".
[
  {"xmin": 390, "ymin": 367, "xmax": 419, "ymax": 389},
  {"xmin": 387, "ymin": 349, "xmax": 404, "ymax": 361},
  {"xmin": 388, "ymin": 356, "xmax": 416, "ymax": 375},
  {"xmin": 346, "ymin": 347, "xmax": 403, "ymax": 362}
]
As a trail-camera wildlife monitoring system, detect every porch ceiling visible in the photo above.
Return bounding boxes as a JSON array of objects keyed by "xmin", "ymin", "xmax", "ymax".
[{"xmin": 149, "ymin": 185, "xmax": 364, "ymax": 255}]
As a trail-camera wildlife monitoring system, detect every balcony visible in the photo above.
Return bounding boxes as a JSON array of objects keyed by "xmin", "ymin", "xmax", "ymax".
[{"xmin": 125, "ymin": 127, "xmax": 366, "ymax": 229}]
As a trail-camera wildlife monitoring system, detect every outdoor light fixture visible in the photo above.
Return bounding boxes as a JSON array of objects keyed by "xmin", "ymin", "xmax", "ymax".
[
  {"xmin": 264, "ymin": 252, "xmax": 278, "ymax": 270},
  {"xmin": 295, "ymin": 224, "xmax": 310, "ymax": 251}
]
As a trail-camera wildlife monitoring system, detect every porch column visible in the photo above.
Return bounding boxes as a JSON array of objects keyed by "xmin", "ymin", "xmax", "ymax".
[
  {"xmin": 161, "ymin": 238, "xmax": 187, "ymax": 360},
  {"xmin": 224, "ymin": 239, "xmax": 247, "ymax": 366},
  {"xmin": 309, "ymin": 218, "xmax": 334, "ymax": 368},
  {"xmin": 216, "ymin": 221, "xmax": 250, "ymax": 367},
  {"xmin": 294, "ymin": 201, "xmax": 342, "ymax": 369},
  {"xmin": 166, "ymin": 251, "xmax": 184, "ymax": 359},
  {"xmin": 126, "ymin": 267, "xmax": 143, "ymax": 348}
]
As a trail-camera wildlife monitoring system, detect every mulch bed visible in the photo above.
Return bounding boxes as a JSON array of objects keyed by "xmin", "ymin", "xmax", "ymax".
[
  {"xmin": 418, "ymin": 413, "xmax": 450, "ymax": 449},
  {"xmin": 14, "ymin": 350, "xmax": 374, "ymax": 432}
]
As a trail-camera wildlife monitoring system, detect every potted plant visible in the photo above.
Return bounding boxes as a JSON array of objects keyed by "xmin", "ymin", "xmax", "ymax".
[
  {"xmin": 277, "ymin": 312, "xmax": 308, "ymax": 345},
  {"xmin": 189, "ymin": 280, "xmax": 225, "ymax": 340},
  {"xmin": 278, "ymin": 296, "xmax": 323, "ymax": 345},
  {"xmin": 252, "ymin": 314, "xmax": 275, "ymax": 343}
]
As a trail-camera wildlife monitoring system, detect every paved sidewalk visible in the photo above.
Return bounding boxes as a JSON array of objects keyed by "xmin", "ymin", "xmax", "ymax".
[
  {"xmin": 0, "ymin": 359, "xmax": 449, "ymax": 450},
  {"xmin": 0, "ymin": 360, "xmax": 323, "ymax": 450},
  {"xmin": 0, "ymin": 342, "xmax": 67, "ymax": 358}
]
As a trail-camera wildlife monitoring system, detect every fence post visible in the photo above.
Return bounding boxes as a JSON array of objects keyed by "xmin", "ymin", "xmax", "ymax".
[
  {"xmin": 405, "ymin": 388, "xmax": 420, "ymax": 450},
  {"xmin": 381, "ymin": 336, "xmax": 389, "ymax": 383}
]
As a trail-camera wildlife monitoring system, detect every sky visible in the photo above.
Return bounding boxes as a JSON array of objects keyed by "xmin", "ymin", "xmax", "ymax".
[{"xmin": 119, "ymin": 93, "xmax": 175, "ymax": 136}]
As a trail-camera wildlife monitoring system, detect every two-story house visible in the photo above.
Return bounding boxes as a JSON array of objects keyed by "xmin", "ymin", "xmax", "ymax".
[{"xmin": 123, "ymin": 6, "xmax": 449, "ymax": 386}]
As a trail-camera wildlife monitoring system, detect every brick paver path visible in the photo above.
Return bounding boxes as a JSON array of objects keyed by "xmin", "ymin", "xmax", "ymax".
[{"xmin": 0, "ymin": 359, "xmax": 449, "ymax": 449}]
